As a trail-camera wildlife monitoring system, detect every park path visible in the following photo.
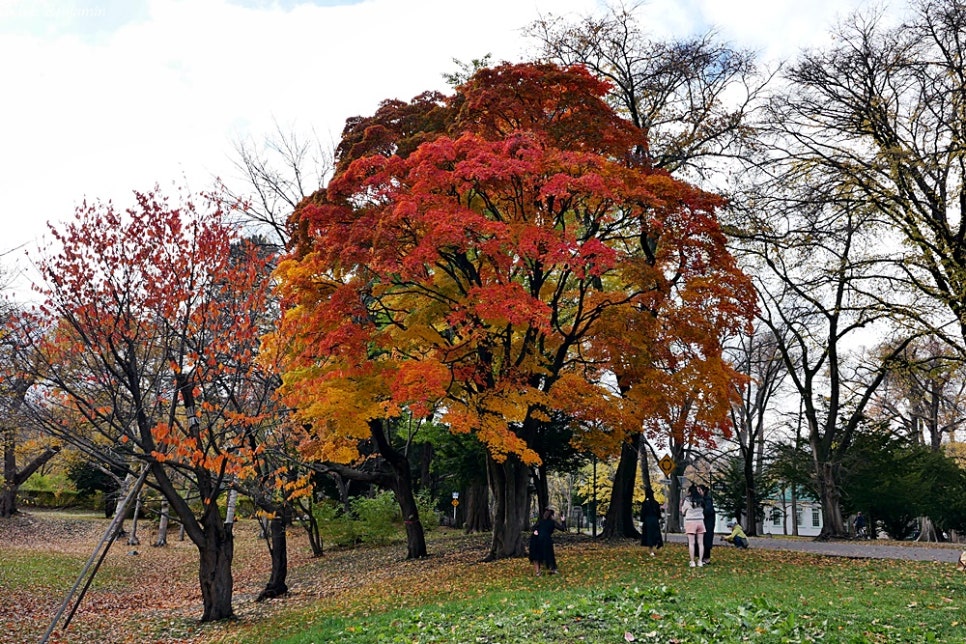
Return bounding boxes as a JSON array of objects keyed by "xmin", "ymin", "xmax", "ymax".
[{"xmin": 665, "ymin": 532, "xmax": 964, "ymax": 564}]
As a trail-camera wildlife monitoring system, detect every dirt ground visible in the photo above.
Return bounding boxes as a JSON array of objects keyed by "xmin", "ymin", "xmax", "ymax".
[{"xmin": 0, "ymin": 509, "xmax": 487, "ymax": 644}]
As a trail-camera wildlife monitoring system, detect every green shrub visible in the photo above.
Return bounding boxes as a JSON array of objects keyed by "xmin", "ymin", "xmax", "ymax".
[
  {"xmin": 313, "ymin": 499, "xmax": 360, "ymax": 547},
  {"xmin": 351, "ymin": 492, "xmax": 399, "ymax": 545},
  {"xmin": 415, "ymin": 490, "xmax": 438, "ymax": 532},
  {"xmin": 19, "ymin": 473, "xmax": 80, "ymax": 508}
]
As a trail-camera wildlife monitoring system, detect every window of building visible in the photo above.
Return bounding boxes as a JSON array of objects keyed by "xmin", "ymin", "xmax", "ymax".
[{"xmin": 812, "ymin": 507, "xmax": 820, "ymax": 527}]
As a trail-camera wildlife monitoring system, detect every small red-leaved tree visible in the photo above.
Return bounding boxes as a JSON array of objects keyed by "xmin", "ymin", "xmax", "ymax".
[
  {"xmin": 272, "ymin": 62, "xmax": 755, "ymax": 560},
  {"xmin": 24, "ymin": 188, "xmax": 275, "ymax": 621}
]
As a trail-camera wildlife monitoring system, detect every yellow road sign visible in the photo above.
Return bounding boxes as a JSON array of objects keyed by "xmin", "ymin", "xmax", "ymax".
[{"xmin": 658, "ymin": 454, "xmax": 675, "ymax": 478}]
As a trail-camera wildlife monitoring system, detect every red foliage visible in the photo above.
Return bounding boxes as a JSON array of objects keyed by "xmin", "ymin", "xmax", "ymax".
[{"xmin": 272, "ymin": 62, "xmax": 756, "ymax": 466}]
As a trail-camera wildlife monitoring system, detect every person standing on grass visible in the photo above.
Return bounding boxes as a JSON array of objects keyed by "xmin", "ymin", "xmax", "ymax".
[
  {"xmin": 529, "ymin": 507, "xmax": 565, "ymax": 576},
  {"xmin": 698, "ymin": 484, "xmax": 715, "ymax": 565},
  {"xmin": 640, "ymin": 487, "xmax": 663, "ymax": 556},
  {"xmin": 854, "ymin": 511, "xmax": 867, "ymax": 538},
  {"xmin": 680, "ymin": 484, "xmax": 706, "ymax": 567}
]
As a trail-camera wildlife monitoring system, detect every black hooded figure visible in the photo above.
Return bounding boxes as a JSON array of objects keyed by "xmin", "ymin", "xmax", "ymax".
[
  {"xmin": 639, "ymin": 487, "xmax": 663, "ymax": 555},
  {"xmin": 697, "ymin": 484, "xmax": 715, "ymax": 563}
]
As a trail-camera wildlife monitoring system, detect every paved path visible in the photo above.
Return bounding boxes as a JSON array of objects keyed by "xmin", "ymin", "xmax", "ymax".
[{"xmin": 664, "ymin": 533, "xmax": 964, "ymax": 564}]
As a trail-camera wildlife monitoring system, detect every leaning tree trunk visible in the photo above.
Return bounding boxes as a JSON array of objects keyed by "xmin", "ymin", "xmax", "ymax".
[
  {"xmin": 463, "ymin": 480, "xmax": 491, "ymax": 534},
  {"xmin": 257, "ymin": 511, "xmax": 289, "ymax": 601},
  {"xmin": 0, "ymin": 443, "xmax": 61, "ymax": 518},
  {"xmin": 369, "ymin": 420, "xmax": 427, "ymax": 559},
  {"xmin": 603, "ymin": 434, "xmax": 641, "ymax": 539},
  {"xmin": 485, "ymin": 453, "xmax": 530, "ymax": 560}
]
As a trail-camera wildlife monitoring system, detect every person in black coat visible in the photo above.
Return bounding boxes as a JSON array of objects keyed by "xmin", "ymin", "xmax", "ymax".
[
  {"xmin": 639, "ymin": 487, "xmax": 664, "ymax": 556},
  {"xmin": 529, "ymin": 507, "xmax": 565, "ymax": 575},
  {"xmin": 698, "ymin": 484, "xmax": 715, "ymax": 564}
]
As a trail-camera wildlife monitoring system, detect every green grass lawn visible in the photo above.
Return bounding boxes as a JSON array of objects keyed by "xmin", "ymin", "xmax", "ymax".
[
  {"xmin": 5, "ymin": 515, "xmax": 962, "ymax": 644},
  {"xmin": 207, "ymin": 537, "xmax": 966, "ymax": 644}
]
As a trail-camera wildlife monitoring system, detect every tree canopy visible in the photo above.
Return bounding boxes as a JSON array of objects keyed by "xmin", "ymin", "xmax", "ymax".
[{"xmin": 270, "ymin": 62, "xmax": 755, "ymax": 558}]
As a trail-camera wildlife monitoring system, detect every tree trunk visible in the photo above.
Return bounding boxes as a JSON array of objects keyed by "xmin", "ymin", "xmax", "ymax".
[
  {"xmin": 150, "ymin": 457, "xmax": 235, "ymax": 622},
  {"xmin": 533, "ymin": 464, "xmax": 549, "ymax": 515},
  {"xmin": 369, "ymin": 420, "xmax": 427, "ymax": 559},
  {"xmin": 0, "ymin": 482, "xmax": 15, "ymax": 518},
  {"xmin": 419, "ymin": 441, "xmax": 433, "ymax": 492},
  {"xmin": 197, "ymin": 514, "xmax": 234, "ymax": 622},
  {"xmin": 463, "ymin": 480, "xmax": 491, "ymax": 534},
  {"xmin": 155, "ymin": 500, "xmax": 169, "ymax": 547},
  {"xmin": 256, "ymin": 513, "xmax": 289, "ymax": 601},
  {"xmin": 127, "ymin": 494, "xmax": 142, "ymax": 546},
  {"xmin": 485, "ymin": 453, "xmax": 530, "ymax": 560},
  {"xmin": 296, "ymin": 497, "xmax": 324, "ymax": 557},
  {"xmin": 224, "ymin": 488, "xmax": 239, "ymax": 524},
  {"xmin": 743, "ymin": 454, "xmax": 757, "ymax": 537},
  {"xmin": 0, "ymin": 444, "xmax": 61, "ymax": 518},
  {"xmin": 603, "ymin": 434, "xmax": 641, "ymax": 539},
  {"xmin": 816, "ymin": 460, "xmax": 845, "ymax": 539}
]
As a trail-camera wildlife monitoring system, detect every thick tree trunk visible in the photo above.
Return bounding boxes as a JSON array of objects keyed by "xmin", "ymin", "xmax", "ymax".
[
  {"xmin": 816, "ymin": 460, "xmax": 845, "ymax": 539},
  {"xmin": 603, "ymin": 434, "xmax": 641, "ymax": 539},
  {"xmin": 401, "ymin": 495, "xmax": 428, "ymax": 560},
  {"xmin": 485, "ymin": 454, "xmax": 530, "ymax": 560},
  {"xmin": 369, "ymin": 420, "xmax": 427, "ymax": 559},
  {"xmin": 197, "ymin": 514, "xmax": 234, "ymax": 622},
  {"xmin": 463, "ymin": 480, "xmax": 491, "ymax": 534},
  {"xmin": 0, "ymin": 484, "xmax": 15, "ymax": 518},
  {"xmin": 257, "ymin": 514, "xmax": 289, "ymax": 601}
]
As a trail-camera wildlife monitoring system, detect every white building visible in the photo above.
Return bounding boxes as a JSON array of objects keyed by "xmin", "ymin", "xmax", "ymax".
[{"xmin": 760, "ymin": 493, "xmax": 824, "ymax": 537}]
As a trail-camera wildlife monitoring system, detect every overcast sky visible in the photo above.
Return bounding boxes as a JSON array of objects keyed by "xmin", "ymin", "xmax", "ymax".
[{"xmin": 1, "ymin": 0, "xmax": 884, "ymax": 287}]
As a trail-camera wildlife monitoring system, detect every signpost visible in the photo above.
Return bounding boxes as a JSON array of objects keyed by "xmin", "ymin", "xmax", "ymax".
[
  {"xmin": 657, "ymin": 454, "xmax": 676, "ymax": 544},
  {"xmin": 451, "ymin": 492, "xmax": 459, "ymax": 524}
]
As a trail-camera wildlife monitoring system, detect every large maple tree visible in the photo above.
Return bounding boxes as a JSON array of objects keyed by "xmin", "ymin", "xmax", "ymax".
[
  {"xmin": 24, "ymin": 188, "xmax": 278, "ymax": 621},
  {"xmin": 272, "ymin": 62, "xmax": 755, "ymax": 559}
]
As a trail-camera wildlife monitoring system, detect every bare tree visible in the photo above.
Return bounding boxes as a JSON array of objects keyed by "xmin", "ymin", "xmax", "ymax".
[
  {"xmin": 869, "ymin": 336, "xmax": 966, "ymax": 450},
  {"xmin": 726, "ymin": 326, "xmax": 789, "ymax": 535},
  {"xmin": 528, "ymin": 2, "xmax": 768, "ymax": 180},
  {"xmin": 222, "ymin": 120, "xmax": 333, "ymax": 249},
  {"xmin": 774, "ymin": 0, "xmax": 966, "ymax": 347},
  {"xmin": 734, "ymin": 166, "xmax": 928, "ymax": 537}
]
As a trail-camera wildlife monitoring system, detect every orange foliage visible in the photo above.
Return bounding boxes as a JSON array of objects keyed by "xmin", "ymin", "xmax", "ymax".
[
  {"xmin": 270, "ymin": 63, "xmax": 756, "ymax": 468},
  {"xmin": 28, "ymin": 187, "xmax": 279, "ymax": 506}
]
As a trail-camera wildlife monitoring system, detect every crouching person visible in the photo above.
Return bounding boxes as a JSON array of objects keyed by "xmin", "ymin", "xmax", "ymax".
[{"xmin": 722, "ymin": 521, "xmax": 749, "ymax": 549}]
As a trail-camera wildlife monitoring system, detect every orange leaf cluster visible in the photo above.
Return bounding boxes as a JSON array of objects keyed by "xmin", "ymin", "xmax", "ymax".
[{"xmin": 270, "ymin": 62, "xmax": 757, "ymax": 468}]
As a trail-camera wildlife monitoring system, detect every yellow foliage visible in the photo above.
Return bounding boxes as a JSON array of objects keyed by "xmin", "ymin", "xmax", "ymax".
[{"xmin": 574, "ymin": 458, "xmax": 667, "ymax": 516}]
